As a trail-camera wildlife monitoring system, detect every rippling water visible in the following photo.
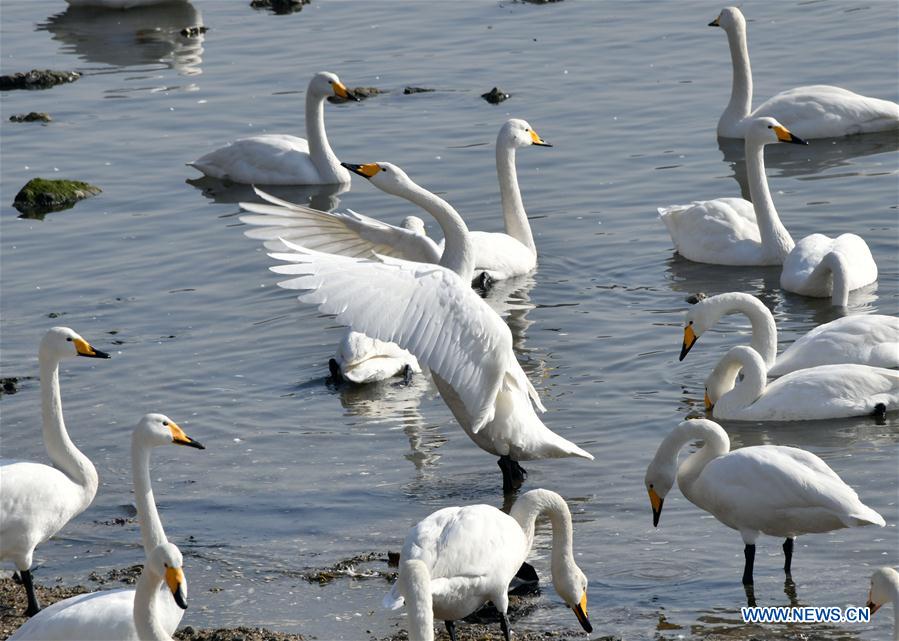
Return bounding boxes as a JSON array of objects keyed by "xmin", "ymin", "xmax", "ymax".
[{"xmin": 1, "ymin": 1, "xmax": 897, "ymax": 639}]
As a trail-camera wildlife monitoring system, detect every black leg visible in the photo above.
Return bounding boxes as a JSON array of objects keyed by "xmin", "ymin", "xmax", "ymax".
[
  {"xmin": 328, "ymin": 358, "xmax": 343, "ymax": 383},
  {"xmin": 21, "ymin": 569, "xmax": 41, "ymax": 616},
  {"xmin": 402, "ymin": 364, "xmax": 413, "ymax": 386},
  {"xmin": 499, "ymin": 613, "xmax": 511, "ymax": 641},
  {"xmin": 444, "ymin": 620, "xmax": 457, "ymax": 641},
  {"xmin": 743, "ymin": 582, "xmax": 757, "ymax": 608},
  {"xmin": 742, "ymin": 544, "xmax": 756, "ymax": 585},
  {"xmin": 497, "ymin": 456, "xmax": 528, "ymax": 494},
  {"xmin": 783, "ymin": 537, "xmax": 794, "ymax": 576},
  {"xmin": 873, "ymin": 402, "xmax": 887, "ymax": 424}
]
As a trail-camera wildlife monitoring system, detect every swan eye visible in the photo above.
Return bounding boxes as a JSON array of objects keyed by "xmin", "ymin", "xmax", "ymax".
[
  {"xmin": 688, "ymin": 320, "xmax": 693, "ymax": 325},
  {"xmin": 66, "ymin": 337, "xmax": 73, "ymax": 342},
  {"xmin": 649, "ymin": 483, "xmax": 654, "ymax": 488},
  {"xmin": 767, "ymin": 125, "xmax": 772, "ymax": 129},
  {"xmin": 162, "ymin": 421, "xmax": 169, "ymax": 426}
]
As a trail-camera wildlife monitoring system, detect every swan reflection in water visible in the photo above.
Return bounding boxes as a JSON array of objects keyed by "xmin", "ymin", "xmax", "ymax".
[{"xmin": 188, "ymin": 177, "xmax": 348, "ymax": 214}]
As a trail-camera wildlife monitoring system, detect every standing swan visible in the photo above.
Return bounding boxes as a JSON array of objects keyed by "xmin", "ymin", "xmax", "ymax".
[
  {"xmin": 265, "ymin": 162, "xmax": 593, "ymax": 491},
  {"xmin": 0, "ymin": 327, "xmax": 109, "ymax": 616},
  {"xmin": 8, "ymin": 414, "xmax": 204, "ymax": 640},
  {"xmin": 644, "ymin": 419, "xmax": 885, "ymax": 584},
  {"xmin": 385, "ymin": 489, "xmax": 592, "ymax": 640},
  {"xmin": 10, "ymin": 542, "xmax": 188, "ymax": 641},
  {"xmin": 867, "ymin": 567, "xmax": 899, "ymax": 641},
  {"xmin": 678, "ymin": 292, "xmax": 899, "ymax": 375},
  {"xmin": 189, "ymin": 71, "xmax": 358, "ymax": 185},
  {"xmin": 710, "ymin": 7, "xmax": 899, "ymax": 138}
]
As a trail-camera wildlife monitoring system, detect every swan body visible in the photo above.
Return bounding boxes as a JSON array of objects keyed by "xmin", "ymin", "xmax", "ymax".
[
  {"xmin": 645, "ymin": 419, "xmax": 885, "ymax": 583},
  {"xmin": 386, "ymin": 489, "xmax": 591, "ymax": 638},
  {"xmin": 711, "ymin": 7, "xmax": 899, "ymax": 139},
  {"xmin": 0, "ymin": 328, "xmax": 109, "ymax": 616},
  {"xmin": 9, "ymin": 414, "xmax": 204, "ymax": 640},
  {"xmin": 679, "ymin": 292, "xmax": 899, "ymax": 375},
  {"xmin": 189, "ymin": 72, "xmax": 356, "ymax": 185},
  {"xmin": 659, "ymin": 118, "xmax": 805, "ymax": 265},
  {"xmin": 780, "ymin": 233, "xmax": 878, "ymax": 307},
  {"xmin": 705, "ymin": 345, "xmax": 899, "ymax": 421},
  {"xmin": 334, "ymin": 329, "xmax": 421, "ymax": 384},
  {"xmin": 867, "ymin": 567, "xmax": 899, "ymax": 641}
]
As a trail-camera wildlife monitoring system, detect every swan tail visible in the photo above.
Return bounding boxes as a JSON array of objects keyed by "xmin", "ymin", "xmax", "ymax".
[{"xmin": 847, "ymin": 504, "xmax": 886, "ymax": 528}]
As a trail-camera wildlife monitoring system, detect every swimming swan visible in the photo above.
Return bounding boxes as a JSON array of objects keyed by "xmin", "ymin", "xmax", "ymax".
[
  {"xmin": 266, "ymin": 162, "xmax": 593, "ymax": 492},
  {"xmin": 189, "ymin": 71, "xmax": 358, "ymax": 185},
  {"xmin": 0, "ymin": 327, "xmax": 109, "ymax": 616},
  {"xmin": 8, "ymin": 414, "xmax": 204, "ymax": 640},
  {"xmin": 645, "ymin": 418, "xmax": 885, "ymax": 584},
  {"xmin": 679, "ymin": 292, "xmax": 899, "ymax": 376},
  {"xmin": 11, "ymin": 542, "xmax": 188, "ymax": 641},
  {"xmin": 710, "ymin": 6, "xmax": 899, "ymax": 139},
  {"xmin": 867, "ymin": 567, "xmax": 899, "ymax": 641},
  {"xmin": 780, "ymin": 232, "xmax": 878, "ymax": 307},
  {"xmin": 386, "ymin": 489, "xmax": 592, "ymax": 640},
  {"xmin": 704, "ymin": 345, "xmax": 899, "ymax": 421}
]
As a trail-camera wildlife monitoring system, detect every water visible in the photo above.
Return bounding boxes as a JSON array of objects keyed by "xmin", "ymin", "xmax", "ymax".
[{"xmin": 1, "ymin": 1, "xmax": 897, "ymax": 639}]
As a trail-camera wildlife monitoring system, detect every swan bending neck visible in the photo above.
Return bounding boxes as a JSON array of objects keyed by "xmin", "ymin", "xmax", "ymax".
[
  {"xmin": 496, "ymin": 141, "xmax": 535, "ymax": 254},
  {"xmin": 705, "ymin": 294, "xmax": 777, "ymax": 367},
  {"xmin": 401, "ymin": 182, "xmax": 475, "ymax": 281},
  {"xmin": 399, "ymin": 561, "xmax": 434, "ymax": 641},
  {"xmin": 510, "ymin": 490, "xmax": 575, "ymax": 572},
  {"xmin": 746, "ymin": 142, "xmax": 795, "ymax": 261},
  {"xmin": 663, "ymin": 421, "xmax": 730, "ymax": 493}
]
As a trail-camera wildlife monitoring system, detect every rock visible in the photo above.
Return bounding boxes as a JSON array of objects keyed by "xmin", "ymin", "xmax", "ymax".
[
  {"xmin": 328, "ymin": 86, "xmax": 382, "ymax": 104},
  {"xmin": 0, "ymin": 69, "xmax": 80, "ymax": 91},
  {"xmin": 13, "ymin": 178, "xmax": 102, "ymax": 218},
  {"xmin": 481, "ymin": 87, "xmax": 510, "ymax": 104},
  {"xmin": 403, "ymin": 86, "xmax": 435, "ymax": 95},
  {"xmin": 249, "ymin": 0, "xmax": 309, "ymax": 15},
  {"xmin": 180, "ymin": 25, "xmax": 208, "ymax": 37},
  {"xmin": 685, "ymin": 292, "xmax": 707, "ymax": 305},
  {"xmin": 9, "ymin": 112, "xmax": 52, "ymax": 123},
  {"xmin": 1, "ymin": 378, "xmax": 19, "ymax": 396}
]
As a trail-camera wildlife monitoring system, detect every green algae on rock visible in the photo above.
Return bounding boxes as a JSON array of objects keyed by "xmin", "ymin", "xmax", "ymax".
[
  {"xmin": 0, "ymin": 70, "xmax": 80, "ymax": 91},
  {"xmin": 9, "ymin": 112, "xmax": 52, "ymax": 123},
  {"xmin": 13, "ymin": 178, "xmax": 101, "ymax": 218}
]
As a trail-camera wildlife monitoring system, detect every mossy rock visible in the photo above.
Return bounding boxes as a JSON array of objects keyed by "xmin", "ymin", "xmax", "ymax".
[
  {"xmin": 9, "ymin": 112, "xmax": 52, "ymax": 123},
  {"xmin": 0, "ymin": 69, "xmax": 80, "ymax": 91},
  {"xmin": 249, "ymin": 0, "xmax": 309, "ymax": 15},
  {"xmin": 481, "ymin": 87, "xmax": 510, "ymax": 104},
  {"xmin": 328, "ymin": 86, "xmax": 383, "ymax": 104},
  {"xmin": 13, "ymin": 178, "xmax": 101, "ymax": 218}
]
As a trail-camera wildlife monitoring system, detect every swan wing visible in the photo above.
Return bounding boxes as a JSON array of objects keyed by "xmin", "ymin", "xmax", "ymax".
[
  {"xmin": 189, "ymin": 135, "xmax": 324, "ymax": 185},
  {"xmin": 8, "ymin": 589, "xmax": 137, "ymax": 641},
  {"xmin": 781, "ymin": 233, "xmax": 878, "ymax": 297}
]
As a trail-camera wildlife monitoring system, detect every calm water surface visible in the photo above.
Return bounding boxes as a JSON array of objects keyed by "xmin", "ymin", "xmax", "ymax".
[{"xmin": 1, "ymin": 1, "xmax": 897, "ymax": 639}]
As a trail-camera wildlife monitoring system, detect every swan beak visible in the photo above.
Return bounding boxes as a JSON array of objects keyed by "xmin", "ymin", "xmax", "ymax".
[
  {"xmin": 649, "ymin": 487, "xmax": 664, "ymax": 527},
  {"xmin": 166, "ymin": 567, "xmax": 188, "ymax": 610},
  {"xmin": 679, "ymin": 325, "xmax": 697, "ymax": 361},
  {"xmin": 708, "ymin": 16, "xmax": 720, "ymax": 27},
  {"xmin": 704, "ymin": 390, "xmax": 713, "ymax": 411},
  {"xmin": 572, "ymin": 592, "xmax": 592, "ymax": 632},
  {"xmin": 530, "ymin": 129, "xmax": 552, "ymax": 147},
  {"xmin": 332, "ymin": 81, "xmax": 359, "ymax": 102},
  {"xmin": 867, "ymin": 600, "xmax": 881, "ymax": 615},
  {"xmin": 168, "ymin": 422, "xmax": 205, "ymax": 450},
  {"xmin": 74, "ymin": 338, "xmax": 110, "ymax": 359},
  {"xmin": 341, "ymin": 162, "xmax": 381, "ymax": 179},
  {"xmin": 774, "ymin": 125, "xmax": 808, "ymax": 145}
]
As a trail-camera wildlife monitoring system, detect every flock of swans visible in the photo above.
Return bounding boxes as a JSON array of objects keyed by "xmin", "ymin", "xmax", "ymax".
[{"xmin": 2, "ymin": 3, "xmax": 898, "ymax": 640}]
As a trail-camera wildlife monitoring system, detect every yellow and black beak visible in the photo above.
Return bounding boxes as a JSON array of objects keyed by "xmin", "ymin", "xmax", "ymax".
[
  {"xmin": 166, "ymin": 567, "xmax": 188, "ymax": 610},
  {"xmin": 867, "ymin": 600, "xmax": 881, "ymax": 615},
  {"xmin": 708, "ymin": 16, "xmax": 720, "ymax": 27},
  {"xmin": 341, "ymin": 162, "xmax": 381, "ymax": 179},
  {"xmin": 530, "ymin": 129, "xmax": 552, "ymax": 147},
  {"xmin": 168, "ymin": 421, "xmax": 205, "ymax": 450},
  {"xmin": 773, "ymin": 125, "xmax": 807, "ymax": 146},
  {"xmin": 74, "ymin": 337, "xmax": 110, "ymax": 359},
  {"xmin": 679, "ymin": 325, "xmax": 698, "ymax": 361},
  {"xmin": 649, "ymin": 487, "xmax": 664, "ymax": 527},
  {"xmin": 572, "ymin": 592, "xmax": 592, "ymax": 633},
  {"xmin": 332, "ymin": 81, "xmax": 359, "ymax": 102}
]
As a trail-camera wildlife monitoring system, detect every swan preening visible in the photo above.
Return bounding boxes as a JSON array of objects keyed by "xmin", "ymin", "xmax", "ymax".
[
  {"xmin": 331, "ymin": 328, "xmax": 421, "ymax": 384},
  {"xmin": 867, "ymin": 567, "xmax": 899, "ymax": 641},
  {"xmin": 387, "ymin": 489, "xmax": 591, "ymax": 640},
  {"xmin": 189, "ymin": 72, "xmax": 358, "ymax": 185},
  {"xmin": 711, "ymin": 7, "xmax": 899, "ymax": 139},
  {"xmin": 0, "ymin": 327, "xmax": 110, "ymax": 616},
  {"xmin": 679, "ymin": 292, "xmax": 899, "ymax": 375},
  {"xmin": 9, "ymin": 414, "xmax": 204, "ymax": 640},
  {"xmin": 645, "ymin": 419, "xmax": 885, "ymax": 584}
]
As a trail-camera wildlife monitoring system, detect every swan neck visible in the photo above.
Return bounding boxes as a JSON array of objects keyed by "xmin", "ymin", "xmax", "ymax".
[
  {"xmin": 305, "ymin": 90, "xmax": 343, "ymax": 183},
  {"xmin": 401, "ymin": 182, "xmax": 475, "ymax": 281},
  {"xmin": 510, "ymin": 490, "xmax": 575, "ymax": 578},
  {"xmin": 746, "ymin": 141, "xmax": 794, "ymax": 260},
  {"xmin": 891, "ymin": 582, "xmax": 899, "ymax": 641},
  {"xmin": 706, "ymin": 294, "xmax": 777, "ymax": 367},
  {"xmin": 132, "ymin": 438, "xmax": 167, "ymax": 558},
  {"xmin": 134, "ymin": 568, "xmax": 170, "ymax": 641},
  {"xmin": 722, "ymin": 20, "xmax": 753, "ymax": 128},
  {"xmin": 496, "ymin": 141, "xmax": 535, "ymax": 253},
  {"xmin": 664, "ymin": 422, "xmax": 730, "ymax": 495},
  {"xmin": 399, "ymin": 562, "xmax": 434, "ymax": 641},
  {"xmin": 822, "ymin": 253, "xmax": 850, "ymax": 307},
  {"xmin": 717, "ymin": 348, "xmax": 767, "ymax": 411}
]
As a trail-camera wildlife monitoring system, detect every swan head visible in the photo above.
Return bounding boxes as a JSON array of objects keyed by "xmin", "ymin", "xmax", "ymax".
[
  {"xmin": 704, "ymin": 344, "xmax": 761, "ymax": 407},
  {"xmin": 148, "ymin": 542, "xmax": 188, "ymax": 610},
  {"xmin": 499, "ymin": 119, "xmax": 552, "ymax": 149},
  {"xmin": 553, "ymin": 563, "xmax": 592, "ymax": 633},
  {"xmin": 310, "ymin": 71, "xmax": 357, "ymax": 101},
  {"xmin": 747, "ymin": 117, "xmax": 808, "ymax": 146},
  {"xmin": 340, "ymin": 162, "xmax": 419, "ymax": 198},
  {"xmin": 644, "ymin": 461, "xmax": 674, "ymax": 528},
  {"xmin": 867, "ymin": 567, "xmax": 899, "ymax": 615},
  {"xmin": 134, "ymin": 413, "xmax": 205, "ymax": 450},
  {"xmin": 708, "ymin": 7, "xmax": 745, "ymax": 31},
  {"xmin": 41, "ymin": 327, "xmax": 110, "ymax": 361},
  {"xmin": 401, "ymin": 216, "xmax": 427, "ymax": 235}
]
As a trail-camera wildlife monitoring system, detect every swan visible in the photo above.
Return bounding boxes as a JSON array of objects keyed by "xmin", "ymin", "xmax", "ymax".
[
  {"xmin": 11, "ymin": 542, "xmax": 188, "ymax": 641},
  {"xmin": 780, "ymin": 232, "xmax": 878, "ymax": 307},
  {"xmin": 385, "ymin": 489, "xmax": 592, "ymax": 640},
  {"xmin": 867, "ymin": 567, "xmax": 899, "ymax": 641},
  {"xmin": 8, "ymin": 413, "xmax": 204, "ymax": 640},
  {"xmin": 644, "ymin": 418, "xmax": 885, "ymax": 585},
  {"xmin": 189, "ymin": 71, "xmax": 358, "ymax": 185},
  {"xmin": 240, "ymin": 118, "xmax": 551, "ymax": 283},
  {"xmin": 658, "ymin": 117, "xmax": 806, "ymax": 266},
  {"xmin": 703, "ymin": 345, "xmax": 899, "ymax": 421},
  {"xmin": 710, "ymin": 6, "xmax": 899, "ymax": 138},
  {"xmin": 0, "ymin": 327, "xmax": 110, "ymax": 616},
  {"xmin": 679, "ymin": 292, "xmax": 899, "ymax": 376},
  {"xmin": 265, "ymin": 161, "xmax": 593, "ymax": 491}
]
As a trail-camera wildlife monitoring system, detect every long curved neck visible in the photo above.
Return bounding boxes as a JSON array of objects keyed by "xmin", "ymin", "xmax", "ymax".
[
  {"xmin": 305, "ymin": 91, "xmax": 343, "ymax": 183},
  {"xmin": 401, "ymin": 182, "xmax": 475, "ymax": 281},
  {"xmin": 890, "ymin": 580, "xmax": 899, "ymax": 641},
  {"xmin": 399, "ymin": 561, "xmax": 434, "ymax": 641},
  {"xmin": 704, "ymin": 294, "xmax": 777, "ymax": 367},
  {"xmin": 131, "ymin": 439, "xmax": 167, "ymax": 558},
  {"xmin": 820, "ymin": 253, "xmax": 850, "ymax": 307},
  {"xmin": 133, "ymin": 570, "xmax": 170, "ymax": 641},
  {"xmin": 657, "ymin": 421, "xmax": 730, "ymax": 497},
  {"xmin": 39, "ymin": 353, "xmax": 98, "ymax": 498},
  {"xmin": 722, "ymin": 22, "xmax": 753, "ymax": 128},
  {"xmin": 745, "ymin": 140, "xmax": 795, "ymax": 260},
  {"xmin": 496, "ymin": 140, "xmax": 535, "ymax": 254},
  {"xmin": 510, "ymin": 490, "xmax": 575, "ymax": 581},
  {"xmin": 715, "ymin": 348, "xmax": 768, "ymax": 411}
]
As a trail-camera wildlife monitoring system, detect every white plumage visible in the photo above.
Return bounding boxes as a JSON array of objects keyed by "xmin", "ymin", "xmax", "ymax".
[
  {"xmin": 780, "ymin": 233, "xmax": 878, "ymax": 307},
  {"xmin": 867, "ymin": 567, "xmax": 899, "ymax": 641}
]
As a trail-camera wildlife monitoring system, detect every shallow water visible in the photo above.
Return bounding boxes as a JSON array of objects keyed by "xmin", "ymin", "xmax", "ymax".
[{"xmin": 1, "ymin": 1, "xmax": 897, "ymax": 639}]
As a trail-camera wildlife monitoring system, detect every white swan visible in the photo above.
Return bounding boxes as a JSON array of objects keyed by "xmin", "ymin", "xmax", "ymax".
[
  {"xmin": 240, "ymin": 118, "xmax": 551, "ymax": 282},
  {"xmin": 8, "ymin": 414, "xmax": 204, "ymax": 640},
  {"xmin": 679, "ymin": 292, "xmax": 899, "ymax": 376},
  {"xmin": 11, "ymin": 542, "xmax": 188, "ymax": 641},
  {"xmin": 867, "ymin": 567, "xmax": 899, "ymax": 641},
  {"xmin": 189, "ymin": 71, "xmax": 357, "ymax": 185},
  {"xmin": 266, "ymin": 161, "xmax": 593, "ymax": 491},
  {"xmin": 780, "ymin": 233, "xmax": 878, "ymax": 307},
  {"xmin": 0, "ymin": 327, "xmax": 109, "ymax": 616},
  {"xmin": 644, "ymin": 418, "xmax": 885, "ymax": 584},
  {"xmin": 710, "ymin": 6, "xmax": 899, "ymax": 138},
  {"xmin": 659, "ymin": 117, "xmax": 806, "ymax": 266},
  {"xmin": 386, "ymin": 489, "xmax": 592, "ymax": 640},
  {"xmin": 704, "ymin": 345, "xmax": 899, "ymax": 421}
]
